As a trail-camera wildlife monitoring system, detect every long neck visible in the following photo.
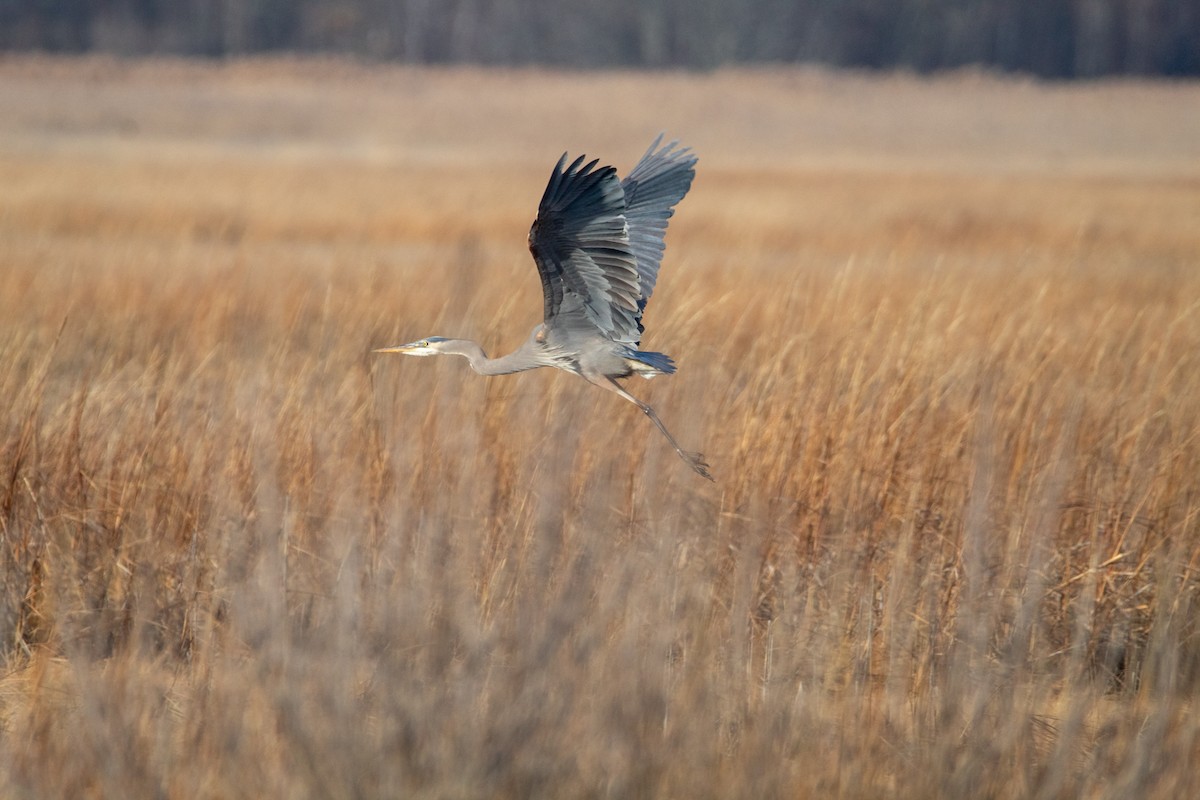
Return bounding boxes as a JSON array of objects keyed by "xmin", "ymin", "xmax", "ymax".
[{"xmin": 441, "ymin": 339, "xmax": 543, "ymax": 376}]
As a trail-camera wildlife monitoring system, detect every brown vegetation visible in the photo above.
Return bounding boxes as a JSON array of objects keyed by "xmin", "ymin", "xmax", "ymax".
[{"xmin": 1, "ymin": 58, "xmax": 1200, "ymax": 797}]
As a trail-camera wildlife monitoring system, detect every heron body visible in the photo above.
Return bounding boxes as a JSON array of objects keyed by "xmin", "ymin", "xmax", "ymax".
[{"xmin": 376, "ymin": 136, "xmax": 711, "ymax": 480}]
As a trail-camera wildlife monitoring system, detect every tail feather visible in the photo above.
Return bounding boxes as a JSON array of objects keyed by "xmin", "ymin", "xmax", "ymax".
[{"xmin": 627, "ymin": 349, "xmax": 676, "ymax": 378}]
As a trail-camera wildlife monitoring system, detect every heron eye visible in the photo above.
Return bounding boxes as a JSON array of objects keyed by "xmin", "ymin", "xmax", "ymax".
[{"xmin": 419, "ymin": 340, "xmax": 429, "ymax": 347}]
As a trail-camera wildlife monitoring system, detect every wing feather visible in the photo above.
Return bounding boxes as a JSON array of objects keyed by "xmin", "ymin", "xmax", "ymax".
[
  {"xmin": 527, "ymin": 137, "xmax": 696, "ymax": 346},
  {"xmin": 619, "ymin": 134, "xmax": 697, "ymax": 315},
  {"xmin": 528, "ymin": 152, "xmax": 642, "ymax": 344}
]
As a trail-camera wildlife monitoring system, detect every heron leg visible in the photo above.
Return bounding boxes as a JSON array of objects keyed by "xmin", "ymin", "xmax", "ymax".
[{"xmin": 596, "ymin": 377, "xmax": 713, "ymax": 481}]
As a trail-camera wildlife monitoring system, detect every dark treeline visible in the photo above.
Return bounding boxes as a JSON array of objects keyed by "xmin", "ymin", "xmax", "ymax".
[{"xmin": 3, "ymin": 0, "xmax": 1198, "ymax": 77}]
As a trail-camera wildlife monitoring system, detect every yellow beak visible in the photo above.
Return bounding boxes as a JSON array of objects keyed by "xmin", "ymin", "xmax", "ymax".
[{"xmin": 373, "ymin": 345, "xmax": 415, "ymax": 354}]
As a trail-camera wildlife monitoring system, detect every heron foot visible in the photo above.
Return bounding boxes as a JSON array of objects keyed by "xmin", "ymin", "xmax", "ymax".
[{"xmin": 684, "ymin": 451, "xmax": 714, "ymax": 481}]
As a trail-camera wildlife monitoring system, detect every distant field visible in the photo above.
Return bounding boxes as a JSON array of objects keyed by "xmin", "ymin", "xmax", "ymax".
[{"xmin": 2, "ymin": 57, "xmax": 1199, "ymax": 798}]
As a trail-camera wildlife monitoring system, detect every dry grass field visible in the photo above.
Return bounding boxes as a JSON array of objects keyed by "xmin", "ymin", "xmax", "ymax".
[{"xmin": 2, "ymin": 57, "xmax": 1200, "ymax": 798}]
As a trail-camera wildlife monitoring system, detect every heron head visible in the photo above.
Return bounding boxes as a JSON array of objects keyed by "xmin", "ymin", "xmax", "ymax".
[{"xmin": 373, "ymin": 336, "xmax": 450, "ymax": 357}]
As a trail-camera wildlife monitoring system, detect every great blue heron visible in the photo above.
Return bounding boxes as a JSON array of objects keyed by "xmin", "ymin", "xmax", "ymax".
[{"xmin": 376, "ymin": 135, "xmax": 711, "ymax": 480}]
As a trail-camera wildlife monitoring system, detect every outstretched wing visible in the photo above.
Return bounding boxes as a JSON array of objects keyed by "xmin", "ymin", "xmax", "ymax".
[
  {"xmin": 528, "ymin": 153, "xmax": 642, "ymax": 344},
  {"xmin": 620, "ymin": 135, "xmax": 697, "ymax": 315}
]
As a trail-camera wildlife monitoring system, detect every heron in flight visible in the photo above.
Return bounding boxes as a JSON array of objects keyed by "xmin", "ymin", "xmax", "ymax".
[{"xmin": 376, "ymin": 135, "xmax": 711, "ymax": 480}]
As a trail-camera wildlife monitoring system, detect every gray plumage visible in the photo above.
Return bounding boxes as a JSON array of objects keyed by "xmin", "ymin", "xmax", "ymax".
[{"xmin": 376, "ymin": 135, "xmax": 710, "ymax": 480}]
